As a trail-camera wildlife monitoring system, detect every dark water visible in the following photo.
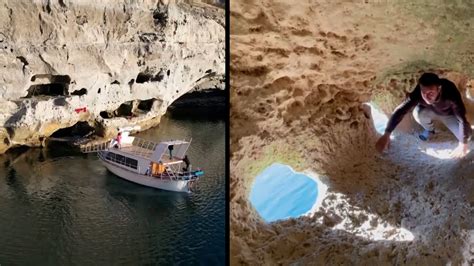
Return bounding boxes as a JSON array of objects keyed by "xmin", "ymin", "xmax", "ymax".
[{"xmin": 0, "ymin": 111, "xmax": 225, "ymax": 265}]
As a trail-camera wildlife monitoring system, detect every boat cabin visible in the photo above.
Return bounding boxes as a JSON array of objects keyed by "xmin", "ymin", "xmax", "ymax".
[{"xmin": 101, "ymin": 130, "xmax": 192, "ymax": 178}]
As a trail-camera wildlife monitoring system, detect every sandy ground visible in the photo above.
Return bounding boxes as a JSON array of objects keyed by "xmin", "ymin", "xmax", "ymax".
[{"xmin": 230, "ymin": 1, "xmax": 474, "ymax": 264}]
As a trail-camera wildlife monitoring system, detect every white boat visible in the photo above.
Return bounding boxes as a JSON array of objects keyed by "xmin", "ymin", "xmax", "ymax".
[{"xmin": 81, "ymin": 127, "xmax": 203, "ymax": 193}]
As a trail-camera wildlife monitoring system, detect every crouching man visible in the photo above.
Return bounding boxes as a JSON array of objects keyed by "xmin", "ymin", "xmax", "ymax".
[{"xmin": 375, "ymin": 72, "xmax": 472, "ymax": 158}]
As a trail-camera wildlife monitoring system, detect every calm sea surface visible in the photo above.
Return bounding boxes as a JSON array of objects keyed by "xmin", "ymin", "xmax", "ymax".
[{"xmin": 0, "ymin": 110, "xmax": 225, "ymax": 265}]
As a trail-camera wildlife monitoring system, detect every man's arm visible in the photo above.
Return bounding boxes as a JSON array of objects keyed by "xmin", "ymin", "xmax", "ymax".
[
  {"xmin": 384, "ymin": 89, "xmax": 419, "ymax": 134},
  {"xmin": 450, "ymin": 93, "xmax": 471, "ymax": 158},
  {"xmin": 375, "ymin": 86, "xmax": 420, "ymax": 154},
  {"xmin": 450, "ymin": 91, "xmax": 472, "ymax": 144}
]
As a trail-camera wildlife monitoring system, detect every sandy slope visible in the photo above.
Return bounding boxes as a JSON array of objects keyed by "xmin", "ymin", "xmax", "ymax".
[{"xmin": 230, "ymin": 1, "xmax": 474, "ymax": 264}]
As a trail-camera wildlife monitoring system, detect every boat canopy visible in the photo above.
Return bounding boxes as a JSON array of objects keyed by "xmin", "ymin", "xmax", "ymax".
[{"xmin": 151, "ymin": 140, "xmax": 191, "ymax": 162}]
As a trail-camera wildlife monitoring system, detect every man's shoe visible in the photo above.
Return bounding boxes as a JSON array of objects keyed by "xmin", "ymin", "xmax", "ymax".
[{"xmin": 419, "ymin": 129, "xmax": 435, "ymax": 141}]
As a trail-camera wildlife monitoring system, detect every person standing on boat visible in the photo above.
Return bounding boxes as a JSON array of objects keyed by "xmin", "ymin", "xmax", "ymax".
[
  {"xmin": 168, "ymin": 145, "xmax": 174, "ymax": 159},
  {"xmin": 183, "ymin": 155, "xmax": 191, "ymax": 171},
  {"xmin": 145, "ymin": 161, "xmax": 153, "ymax": 176},
  {"xmin": 111, "ymin": 132, "xmax": 122, "ymax": 149},
  {"xmin": 375, "ymin": 72, "xmax": 472, "ymax": 158}
]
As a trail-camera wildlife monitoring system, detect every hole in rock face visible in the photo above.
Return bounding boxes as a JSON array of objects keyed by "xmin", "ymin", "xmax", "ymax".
[
  {"xmin": 136, "ymin": 73, "xmax": 151, "ymax": 83},
  {"xmin": 100, "ymin": 111, "xmax": 111, "ymax": 119},
  {"xmin": 26, "ymin": 74, "xmax": 71, "ymax": 98},
  {"xmin": 25, "ymin": 83, "xmax": 68, "ymax": 98},
  {"xmin": 466, "ymin": 80, "xmax": 474, "ymax": 101},
  {"xmin": 250, "ymin": 163, "xmax": 325, "ymax": 223},
  {"xmin": 71, "ymin": 88, "xmax": 87, "ymax": 96},
  {"xmin": 100, "ymin": 101, "xmax": 135, "ymax": 119},
  {"xmin": 136, "ymin": 69, "xmax": 164, "ymax": 83},
  {"xmin": 50, "ymin": 121, "xmax": 95, "ymax": 138},
  {"xmin": 365, "ymin": 102, "xmax": 388, "ymax": 134},
  {"xmin": 168, "ymin": 90, "xmax": 225, "ymax": 119},
  {"xmin": 367, "ymin": 100, "xmax": 461, "ymax": 160},
  {"xmin": 114, "ymin": 101, "xmax": 134, "ymax": 117},
  {"xmin": 152, "ymin": 5, "xmax": 168, "ymax": 28},
  {"xmin": 137, "ymin": 99, "xmax": 155, "ymax": 112},
  {"xmin": 150, "ymin": 70, "xmax": 164, "ymax": 82},
  {"xmin": 30, "ymin": 74, "xmax": 71, "ymax": 83}
]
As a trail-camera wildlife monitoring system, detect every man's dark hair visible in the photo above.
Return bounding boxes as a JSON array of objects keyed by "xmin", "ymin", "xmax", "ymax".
[{"xmin": 419, "ymin": 73, "xmax": 440, "ymax": 87}]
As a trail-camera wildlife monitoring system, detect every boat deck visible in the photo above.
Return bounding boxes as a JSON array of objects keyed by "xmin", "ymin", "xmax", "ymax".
[{"xmin": 115, "ymin": 145, "xmax": 184, "ymax": 164}]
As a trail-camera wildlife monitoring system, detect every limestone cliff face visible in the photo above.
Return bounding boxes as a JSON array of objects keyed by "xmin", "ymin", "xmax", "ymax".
[{"xmin": 0, "ymin": 0, "xmax": 224, "ymax": 153}]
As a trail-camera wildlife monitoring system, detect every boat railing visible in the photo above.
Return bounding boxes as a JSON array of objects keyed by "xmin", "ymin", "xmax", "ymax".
[
  {"xmin": 81, "ymin": 141, "xmax": 110, "ymax": 153},
  {"xmin": 164, "ymin": 163, "xmax": 199, "ymax": 181},
  {"xmin": 141, "ymin": 161, "xmax": 197, "ymax": 181},
  {"xmin": 164, "ymin": 167, "xmax": 177, "ymax": 180},
  {"xmin": 151, "ymin": 171, "xmax": 198, "ymax": 181}
]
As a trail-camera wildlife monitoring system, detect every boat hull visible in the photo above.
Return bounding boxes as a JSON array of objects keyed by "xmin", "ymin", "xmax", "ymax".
[{"xmin": 101, "ymin": 159, "xmax": 191, "ymax": 193}]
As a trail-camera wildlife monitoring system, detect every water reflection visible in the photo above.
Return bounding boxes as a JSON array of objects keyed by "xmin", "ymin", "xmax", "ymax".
[{"xmin": 0, "ymin": 112, "xmax": 225, "ymax": 264}]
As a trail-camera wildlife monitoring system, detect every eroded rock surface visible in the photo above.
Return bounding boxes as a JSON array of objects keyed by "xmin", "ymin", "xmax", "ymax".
[
  {"xmin": 0, "ymin": 0, "xmax": 224, "ymax": 153},
  {"xmin": 231, "ymin": 1, "xmax": 474, "ymax": 264}
]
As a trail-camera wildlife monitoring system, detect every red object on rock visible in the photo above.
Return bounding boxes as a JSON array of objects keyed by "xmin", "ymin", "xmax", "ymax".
[{"xmin": 75, "ymin": 107, "xmax": 87, "ymax": 113}]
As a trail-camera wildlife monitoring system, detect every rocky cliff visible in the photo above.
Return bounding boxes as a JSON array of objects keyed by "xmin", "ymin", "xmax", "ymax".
[{"xmin": 0, "ymin": 0, "xmax": 224, "ymax": 153}]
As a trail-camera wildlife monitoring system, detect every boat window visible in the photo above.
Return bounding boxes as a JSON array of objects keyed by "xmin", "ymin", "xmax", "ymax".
[
  {"xmin": 125, "ymin": 157, "xmax": 138, "ymax": 169},
  {"xmin": 106, "ymin": 152, "xmax": 138, "ymax": 169}
]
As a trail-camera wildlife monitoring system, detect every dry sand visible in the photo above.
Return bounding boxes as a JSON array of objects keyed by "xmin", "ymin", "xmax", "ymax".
[{"xmin": 230, "ymin": 1, "xmax": 474, "ymax": 264}]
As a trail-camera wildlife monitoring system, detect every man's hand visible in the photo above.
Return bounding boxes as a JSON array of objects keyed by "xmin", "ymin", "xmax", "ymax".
[
  {"xmin": 450, "ymin": 142, "xmax": 469, "ymax": 158},
  {"xmin": 375, "ymin": 133, "xmax": 391, "ymax": 154}
]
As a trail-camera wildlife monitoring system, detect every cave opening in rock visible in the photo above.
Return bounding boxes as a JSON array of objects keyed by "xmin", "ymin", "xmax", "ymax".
[
  {"xmin": 137, "ymin": 99, "xmax": 155, "ymax": 112},
  {"xmin": 25, "ymin": 83, "xmax": 69, "ymax": 98},
  {"xmin": 167, "ymin": 89, "xmax": 226, "ymax": 120},
  {"xmin": 50, "ymin": 121, "xmax": 95, "ymax": 139},
  {"xmin": 99, "ymin": 111, "xmax": 111, "ymax": 119},
  {"xmin": 100, "ymin": 101, "xmax": 135, "ymax": 119},
  {"xmin": 466, "ymin": 81, "xmax": 474, "ymax": 101},
  {"xmin": 169, "ymin": 90, "xmax": 226, "ymax": 108},
  {"xmin": 115, "ymin": 101, "xmax": 134, "ymax": 117},
  {"xmin": 365, "ymin": 102, "xmax": 388, "ymax": 135},
  {"xmin": 25, "ymin": 74, "xmax": 71, "ymax": 98},
  {"xmin": 367, "ymin": 73, "xmax": 474, "ymax": 160},
  {"xmin": 152, "ymin": 6, "xmax": 168, "ymax": 28},
  {"xmin": 136, "ymin": 73, "xmax": 153, "ymax": 83},
  {"xmin": 249, "ymin": 163, "xmax": 326, "ymax": 223},
  {"xmin": 136, "ymin": 70, "xmax": 164, "ymax": 83},
  {"xmin": 30, "ymin": 74, "xmax": 71, "ymax": 83},
  {"xmin": 71, "ymin": 88, "xmax": 87, "ymax": 96}
]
